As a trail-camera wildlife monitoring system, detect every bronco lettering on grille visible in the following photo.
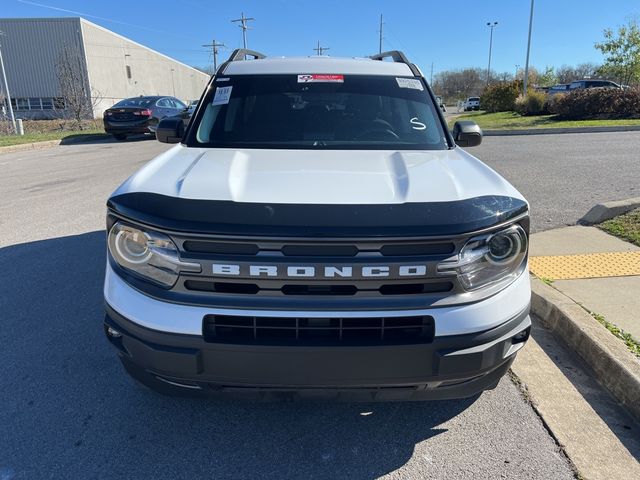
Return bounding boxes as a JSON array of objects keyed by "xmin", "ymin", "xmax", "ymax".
[{"xmin": 211, "ymin": 264, "xmax": 429, "ymax": 278}]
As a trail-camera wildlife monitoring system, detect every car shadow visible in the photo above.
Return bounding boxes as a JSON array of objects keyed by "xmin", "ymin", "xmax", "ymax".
[
  {"xmin": 59, "ymin": 133, "xmax": 156, "ymax": 146},
  {"xmin": 0, "ymin": 231, "xmax": 480, "ymax": 478}
]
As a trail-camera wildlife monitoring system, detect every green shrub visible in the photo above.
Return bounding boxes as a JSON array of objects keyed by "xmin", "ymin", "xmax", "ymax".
[
  {"xmin": 480, "ymin": 81, "xmax": 522, "ymax": 113},
  {"xmin": 514, "ymin": 90, "xmax": 548, "ymax": 115},
  {"xmin": 548, "ymin": 87, "xmax": 640, "ymax": 119}
]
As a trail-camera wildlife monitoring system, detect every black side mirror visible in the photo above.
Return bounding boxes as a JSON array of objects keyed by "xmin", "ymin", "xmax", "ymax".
[
  {"xmin": 452, "ymin": 120, "xmax": 483, "ymax": 147},
  {"xmin": 156, "ymin": 117, "xmax": 184, "ymax": 144}
]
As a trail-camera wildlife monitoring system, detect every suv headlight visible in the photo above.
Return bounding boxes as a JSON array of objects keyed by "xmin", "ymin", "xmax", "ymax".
[
  {"xmin": 437, "ymin": 224, "xmax": 528, "ymax": 291},
  {"xmin": 107, "ymin": 221, "xmax": 200, "ymax": 288}
]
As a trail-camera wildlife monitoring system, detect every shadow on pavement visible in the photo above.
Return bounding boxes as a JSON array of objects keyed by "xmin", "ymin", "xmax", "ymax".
[
  {"xmin": 0, "ymin": 231, "xmax": 479, "ymax": 479},
  {"xmin": 59, "ymin": 133, "xmax": 156, "ymax": 146},
  {"xmin": 531, "ymin": 323, "xmax": 640, "ymax": 461}
]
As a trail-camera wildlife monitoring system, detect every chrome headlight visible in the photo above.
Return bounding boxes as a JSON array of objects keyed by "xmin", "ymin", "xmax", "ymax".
[
  {"xmin": 437, "ymin": 224, "xmax": 528, "ymax": 291},
  {"xmin": 107, "ymin": 222, "xmax": 200, "ymax": 288}
]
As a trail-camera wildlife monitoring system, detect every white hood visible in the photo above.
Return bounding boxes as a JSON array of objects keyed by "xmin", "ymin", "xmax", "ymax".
[{"xmin": 113, "ymin": 144, "xmax": 525, "ymax": 204}]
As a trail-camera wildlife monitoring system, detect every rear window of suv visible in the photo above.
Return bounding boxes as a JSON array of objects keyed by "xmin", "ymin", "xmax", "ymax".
[{"xmin": 188, "ymin": 75, "xmax": 448, "ymax": 150}]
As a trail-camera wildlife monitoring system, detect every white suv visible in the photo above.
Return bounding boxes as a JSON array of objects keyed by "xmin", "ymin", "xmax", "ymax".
[
  {"xmin": 463, "ymin": 96, "xmax": 481, "ymax": 111},
  {"xmin": 103, "ymin": 50, "xmax": 531, "ymax": 400}
]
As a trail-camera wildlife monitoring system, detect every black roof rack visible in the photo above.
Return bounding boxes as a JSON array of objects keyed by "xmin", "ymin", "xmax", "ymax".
[
  {"xmin": 370, "ymin": 50, "xmax": 421, "ymax": 77},
  {"xmin": 370, "ymin": 50, "xmax": 410, "ymax": 64},
  {"xmin": 227, "ymin": 48, "xmax": 267, "ymax": 62}
]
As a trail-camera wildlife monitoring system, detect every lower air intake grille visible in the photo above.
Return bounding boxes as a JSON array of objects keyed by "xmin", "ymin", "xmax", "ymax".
[{"xmin": 203, "ymin": 315, "xmax": 435, "ymax": 345}]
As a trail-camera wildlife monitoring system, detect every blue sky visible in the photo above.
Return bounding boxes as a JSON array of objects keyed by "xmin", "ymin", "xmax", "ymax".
[{"xmin": 4, "ymin": 0, "xmax": 640, "ymax": 76}]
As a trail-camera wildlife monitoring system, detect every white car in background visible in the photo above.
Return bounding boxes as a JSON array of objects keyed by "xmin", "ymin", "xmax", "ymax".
[{"xmin": 463, "ymin": 97, "xmax": 480, "ymax": 111}]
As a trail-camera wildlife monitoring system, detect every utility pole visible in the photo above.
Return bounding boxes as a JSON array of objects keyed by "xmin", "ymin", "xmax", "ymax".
[
  {"xmin": 515, "ymin": 64, "xmax": 520, "ymax": 79},
  {"xmin": 430, "ymin": 62, "xmax": 434, "ymax": 85},
  {"xmin": 313, "ymin": 41, "xmax": 329, "ymax": 56},
  {"xmin": 202, "ymin": 38, "xmax": 225, "ymax": 72},
  {"xmin": 523, "ymin": 0, "xmax": 535, "ymax": 96},
  {"xmin": 378, "ymin": 14, "xmax": 384, "ymax": 54},
  {"xmin": 0, "ymin": 31, "xmax": 17, "ymax": 134},
  {"xmin": 231, "ymin": 12, "xmax": 255, "ymax": 50},
  {"xmin": 486, "ymin": 21, "xmax": 498, "ymax": 85}
]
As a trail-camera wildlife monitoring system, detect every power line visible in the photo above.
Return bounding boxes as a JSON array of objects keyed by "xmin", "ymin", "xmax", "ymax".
[
  {"xmin": 231, "ymin": 12, "xmax": 255, "ymax": 50},
  {"xmin": 202, "ymin": 39, "xmax": 225, "ymax": 72},
  {"xmin": 313, "ymin": 41, "xmax": 329, "ymax": 56}
]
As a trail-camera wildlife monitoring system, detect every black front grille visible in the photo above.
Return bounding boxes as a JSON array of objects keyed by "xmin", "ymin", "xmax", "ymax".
[{"xmin": 203, "ymin": 314, "xmax": 435, "ymax": 345}]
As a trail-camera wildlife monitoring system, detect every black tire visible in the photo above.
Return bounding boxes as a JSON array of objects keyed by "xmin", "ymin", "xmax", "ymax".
[{"xmin": 113, "ymin": 133, "xmax": 127, "ymax": 141}]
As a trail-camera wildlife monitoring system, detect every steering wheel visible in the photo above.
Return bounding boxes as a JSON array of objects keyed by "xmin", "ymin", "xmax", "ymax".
[
  {"xmin": 354, "ymin": 118, "xmax": 400, "ymax": 141},
  {"xmin": 354, "ymin": 127, "xmax": 400, "ymax": 141}
]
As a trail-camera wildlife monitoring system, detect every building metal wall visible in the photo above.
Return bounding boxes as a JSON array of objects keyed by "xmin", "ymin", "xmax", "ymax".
[
  {"xmin": 0, "ymin": 17, "xmax": 210, "ymax": 119},
  {"xmin": 0, "ymin": 17, "xmax": 86, "ymax": 118},
  {"xmin": 80, "ymin": 19, "xmax": 210, "ymax": 117}
]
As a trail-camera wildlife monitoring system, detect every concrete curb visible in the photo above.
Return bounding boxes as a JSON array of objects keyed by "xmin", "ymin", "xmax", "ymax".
[
  {"xmin": 530, "ymin": 277, "xmax": 640, "ymax": 421},
  {"xmin": 580, "ymin": 197, "xmax": 640, "ymax": 224},
  {"xmin": 0, "ymin": 134, "xmax": 109, "ymax": 155},
  {"xmin": 484, "ymin": 125, "xmax": 640, "ymax": 136}
]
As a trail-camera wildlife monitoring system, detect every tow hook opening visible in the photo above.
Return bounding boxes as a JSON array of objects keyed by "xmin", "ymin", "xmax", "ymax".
[{"xmin": 512, "ymin": 327, "xmax": 531, "ymax": 345}]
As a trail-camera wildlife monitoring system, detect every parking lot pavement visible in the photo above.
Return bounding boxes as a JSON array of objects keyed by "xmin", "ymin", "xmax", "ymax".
[
  {"xmin": 473, "ymin": 131, "xmax": 640, "ymax": 232},
  {"xmin": 0, "ymin": 139, "xmax": 577, "ymax": 478}
]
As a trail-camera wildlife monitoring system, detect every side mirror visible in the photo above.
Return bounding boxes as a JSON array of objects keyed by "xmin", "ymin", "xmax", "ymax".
[
  {"xmin": 156, "ymin": 117, "xmax": 184, "ymax": 144},
  {"xmin": 452, "ymin": 120, "xmax": 483, "ymax": 147}
]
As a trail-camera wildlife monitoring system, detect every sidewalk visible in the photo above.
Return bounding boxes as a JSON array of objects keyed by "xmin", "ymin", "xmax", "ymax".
[{"xmin": 529, "ymin": 225, "xmax": 640, "ymax": 342}]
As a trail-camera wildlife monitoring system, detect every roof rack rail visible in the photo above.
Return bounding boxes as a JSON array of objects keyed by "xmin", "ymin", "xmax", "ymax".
[
  {"xmin": 369, "ymin": 50, "xmax": 421, "ymax": 77},
  {"xmin": 369, "ymin": 50, "xmax": 411, "ymax": 64},
  {"xmin": 227, "ymin": 48, "xmax": 267, "ymax": 62}
]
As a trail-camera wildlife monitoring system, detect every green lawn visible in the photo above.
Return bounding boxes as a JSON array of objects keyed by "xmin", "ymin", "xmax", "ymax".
[
  {"xmin": 599, "ymin": 208, "xmax": 640, "ymax": 247},
  {"xmin": 0, "ymin": 129, "xmax": 108, "ymax": 147},
  {"xmin": 449, "ymin": 111, "xmax": 640, "ymax": 130}
]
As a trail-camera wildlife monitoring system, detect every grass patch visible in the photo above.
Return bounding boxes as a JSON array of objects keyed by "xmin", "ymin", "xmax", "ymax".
[
  {"xmin": 0, "ymin": 129, "xmax": 107, "ymax": 147},
  {"xmin": 599, "ymin": 208, "xmax": 640, "ymax": 247},
  {"xmin": 449, "ymin": 111, "xmax": 640, "ymax": 130},
  {"xmin": 590, "ymin": 311, "xmax": 640, "ymax": 357}
]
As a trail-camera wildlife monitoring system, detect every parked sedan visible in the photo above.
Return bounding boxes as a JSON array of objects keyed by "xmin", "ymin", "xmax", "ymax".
[{"xmin": 103, "ymin": 96, "xmax": 187, "ymax": 140}]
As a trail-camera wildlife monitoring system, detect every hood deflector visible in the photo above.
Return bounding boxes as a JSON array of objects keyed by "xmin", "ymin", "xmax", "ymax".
[{"xmin": 108, "ymin": 193, "xmax": 528, "ymax": 237}]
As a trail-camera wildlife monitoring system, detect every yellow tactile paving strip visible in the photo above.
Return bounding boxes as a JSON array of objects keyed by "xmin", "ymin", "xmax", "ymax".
[{"xmin": 529, "ymin": 252, "xmax": 640, "ymax": 280}]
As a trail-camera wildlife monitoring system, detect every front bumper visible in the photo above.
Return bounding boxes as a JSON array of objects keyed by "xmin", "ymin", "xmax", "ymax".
[{"xmin": 104, "ymin": 302, "xmax": 531, "ymax": 400}]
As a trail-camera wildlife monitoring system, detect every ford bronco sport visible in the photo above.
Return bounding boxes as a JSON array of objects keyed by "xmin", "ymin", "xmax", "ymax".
[{"xmin": 104, "ymin": 50, "xmax": 531, "ymax": 400}]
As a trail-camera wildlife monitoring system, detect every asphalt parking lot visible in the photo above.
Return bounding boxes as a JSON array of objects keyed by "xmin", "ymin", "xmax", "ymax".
[{"xmin": 2, "ymin": 131, "xmax": 637, "ymax": 478}]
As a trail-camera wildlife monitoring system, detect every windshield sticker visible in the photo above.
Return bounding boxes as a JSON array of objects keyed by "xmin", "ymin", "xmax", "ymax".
[
  {"xmin": 298, "ymin": 74, "xmax": 344, "ymax": 83},
  {"xmin": 211, "ymin": 86, "xmax": 232, "ymax": 105},
  {"xmin": 396, "ymin": 78, "xmax": 424, "ymax": 91}
]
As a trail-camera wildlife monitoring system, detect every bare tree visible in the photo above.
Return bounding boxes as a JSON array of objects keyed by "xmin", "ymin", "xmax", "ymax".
[{"xmin": 55, "ymin": 44, "xmax": 102, "ymax": 128}]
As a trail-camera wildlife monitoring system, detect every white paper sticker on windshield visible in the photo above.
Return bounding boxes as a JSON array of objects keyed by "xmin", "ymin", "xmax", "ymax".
[
  {"xmin": 396, "ymin": 78, "xmax": 424, "ymax": 91},
  {"xmin": 212, "ymin": 86, "xmax": 232, "ymax": 105}
]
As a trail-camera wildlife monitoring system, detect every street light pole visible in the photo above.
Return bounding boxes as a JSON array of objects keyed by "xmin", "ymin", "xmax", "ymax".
[
  {"xmin": 515, "ymin": 64, "xmax": 520, "ymax": 79},
  {"xmin": 523, "ymin": 0, "xmax": 535, "ymax": 96},
  {"xmin": 0, "ymin": 32, "xmax": 17, "ymax": 134},
  {"xmin": 486, "ymin": 21, "xmax": 498, "ymax": 85}
]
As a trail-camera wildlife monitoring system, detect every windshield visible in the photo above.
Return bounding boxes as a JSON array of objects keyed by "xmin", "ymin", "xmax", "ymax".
[
  {"xmin": 113, "ymin": 98, "xmax": 155, "ymax": 108},
  {"xmin": 188, "ymin": 75, "xmax": 448, "ymax": 150}
]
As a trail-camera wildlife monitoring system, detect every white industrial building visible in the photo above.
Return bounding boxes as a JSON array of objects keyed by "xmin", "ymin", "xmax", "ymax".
[{"xmin": 0, "ymin": 17, "xmax": 210, "ymax": 118}]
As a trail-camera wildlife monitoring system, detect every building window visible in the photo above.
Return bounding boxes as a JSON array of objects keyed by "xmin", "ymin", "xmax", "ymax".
[
  {"xmin": 41, "ymin": 98, "xmax": 54, "ymax": 110},
  {"xmin": 29, "ymin": 98, "xmax": 42, "ymax": 110},
  {"xmin": 126, "ymin": 65, "xmax": 132, "ymax": 79},
  {"xmin": 16, "ymin": 98, "xmax": 29, "ymax": 111},
  {"xmin": 53, "ymin": 98, "xmax": 66, "ymax": 110}
]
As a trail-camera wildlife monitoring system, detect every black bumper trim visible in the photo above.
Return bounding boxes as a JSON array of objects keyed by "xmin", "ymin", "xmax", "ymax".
[{"xmin": 104, "ymin": 303, "xmax": 530, "ymax": 399}]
